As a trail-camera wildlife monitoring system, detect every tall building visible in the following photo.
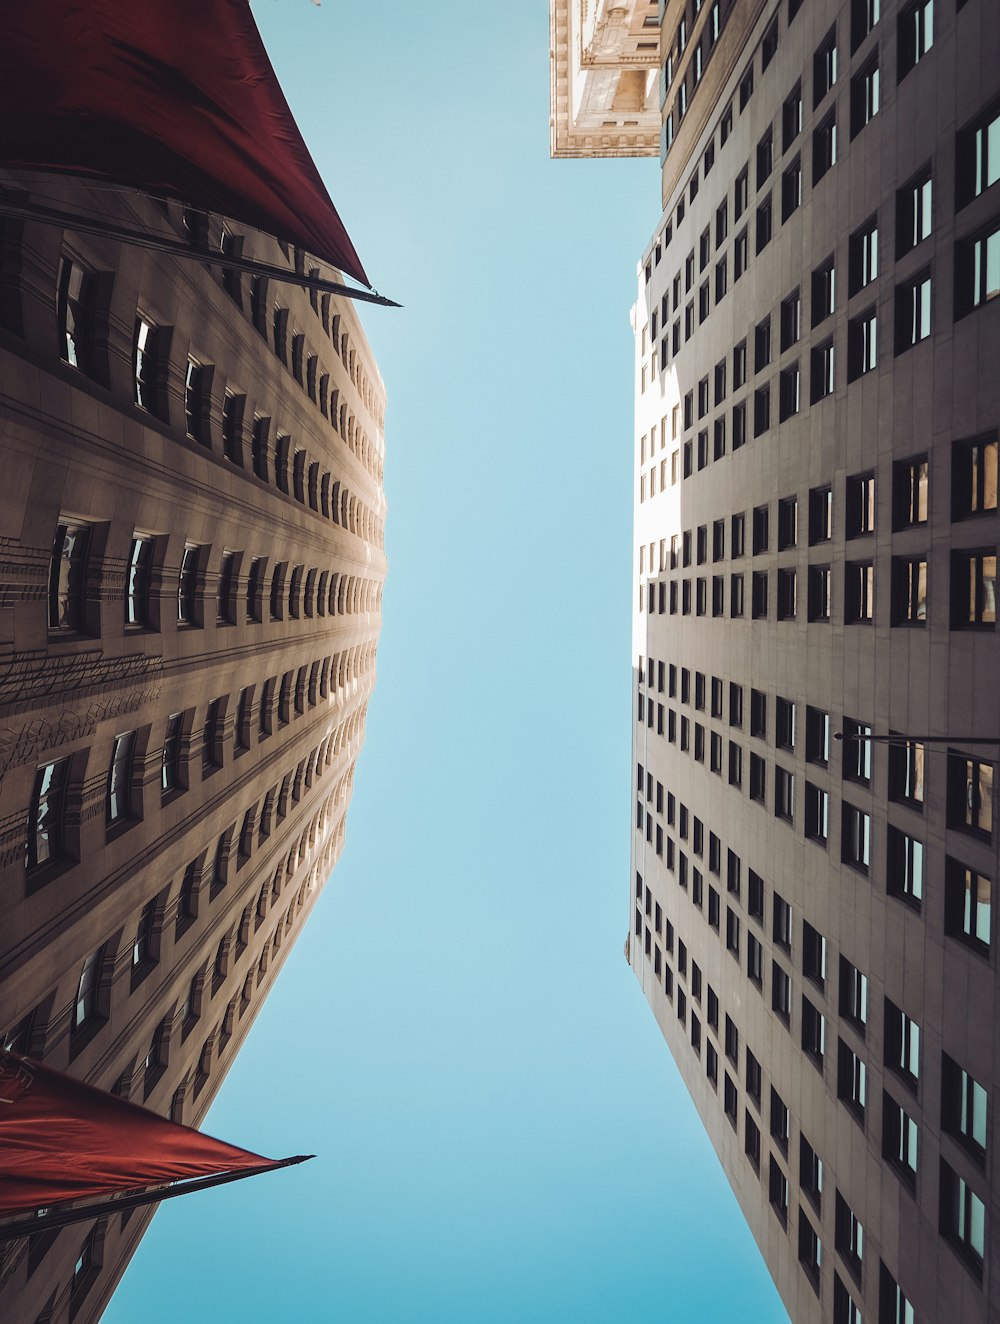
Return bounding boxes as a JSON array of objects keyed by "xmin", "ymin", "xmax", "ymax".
[
  {"xmin": 550, "ymin": 0, "xmax": 662, "ymax": 157},
  {"xmin": 596, "ymin": 0, "xmax": 998, "ymax": 1319},
  {"xmin": 0, "ymin": 166, "xmax": 386, "ymax": 1322}
]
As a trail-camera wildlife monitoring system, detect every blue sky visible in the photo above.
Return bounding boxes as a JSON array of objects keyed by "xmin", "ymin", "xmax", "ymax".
[{"xmin": 105, "ymin": 4, "xmax": 788, "ymax": 1320}]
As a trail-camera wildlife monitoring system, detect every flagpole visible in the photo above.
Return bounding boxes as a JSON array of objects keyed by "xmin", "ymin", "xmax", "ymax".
[
  {"xmin": 0, "ymin": 195, "xmax": 401, "ymax": 308},
  {"xmin": 0, "ymin": 1155, "xmax": 313, "ymax": 1242}
]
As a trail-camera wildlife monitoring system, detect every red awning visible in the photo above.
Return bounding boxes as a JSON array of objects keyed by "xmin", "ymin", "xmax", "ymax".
[
  {"xmin": 0, "ymin": 1051, "xmax": 279, "ymax": 1215},
  {"xmin": 0, "ymin": 0, "xmax": 369, "ymax": 286}
]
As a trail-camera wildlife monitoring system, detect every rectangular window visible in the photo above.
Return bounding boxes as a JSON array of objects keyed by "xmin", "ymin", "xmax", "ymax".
[
  {"xmin": 811, "ymin": 340, "xmax": 835, "ymax": 401},
  {"xmin": 939, "ymin": 1159, "xmax": 986, "ymax": 1276},
  {"xmin": 779, "ymin": 365, "xmax": 800, "ymax": 421},
  {"xmin": 837, "ymin": 1042, "xmax": 868, "ymax": 1119},
  {"xmin": 775, "ymin": 766, "xmax": 794, "ymax": 821},
  {"xmin": 948, "ymin": 751, "xmax": 994, "ymax": 837},
  {"xmin": 835, "ymin": 1192, "xmax": 865, "ymax": 1277},
  {"xmin": 842, "ymin": 803, "xmax": 871, "ymax": 871},
  {"xmin": 945, "ymin": 857, "xmax": 991, "ymax": 953},
  {"xmin": 27, "ymin": 758, "xmax": 70, "ymax": 872},
  {"xmin": 769, "ymin": 1157, "xmax": 789, "ymax": 1225},
  {"xmin": 49, "ymin": 521, "xmax": 91, "ymax": 633},
  {"xmin": 812, "ymin": 259, "xmax": 836, "ymax": 325},
  {"xmin": 957, "ymin": 101, "xmax": 1000, "ymax": 208},
  {"xmin": 895, "ymin": 271, "xmax": 932, "ymax": 351},
  {"xmin": 107, "ymin": 731, "xmax": 136, "ymax": 826},
  {"xmin": 801, "ymin": 1135, "xmax": 824, "ymax": 1210},
  {"xmin": 161, "ymin": 713, "xmax": 182, "ymax": 793},
  {"xmin": 803, "ymin": 923, "xmax": 827, "ymax": 987},
  {"xmin": 781, "ymin": 157, "xmax": 802, "ymax": 221},
  {"xmin": 802, "ymin": 997, "xmax": 826, "ymax": 1065},
  {"xmin": 897, "ymin": 170, "xmax": 932, "ymax": 256},
  {"xmin": 898, "ymin": 0, "xmax": 933, "ymax": 78},
  {"xmin": 775, "ymin": 697, "xmax": 796, "ymax": 750},
  {"xmin": 849, "ymin": 217, "xmax": 879, "ymax": 295},
  {"xmin": 58, "ymin": 256, "xmax": 96, "ymax": 376},
  {"xmin": 133, "ymin": 315, "xmax": 163, "ymax": 416},
  {"xmin": 125, "ymin": 535, "xmax": 155, "ymax": 628},
  {"xmin": 847, "ymin": 307, "xmax": 878, "ymax": 380},
  {"xmin": 840, "ymin": 956, "xmax": 869, "ymax": 1029},
  {"xmin": 852, "ymin": 0, "xmax": 880, "ymax": 50},
  {"xmin": 891, "ymin": 556, "xmax": 928, "ymax": 625},
  {"xmin": 942, "ymin": 1052, "xmax": 989, "ymax": 1161},
  {"xmin": 177, "ymin": 544, "xmax": 199, "ymax": 624},
  {"xmin": 805, "ymin": 782, "xmax": 830, "ymax": 841},
  {"xmin": 884, "ymin": 998, "xmax": 921, "ymax": 1087},
  {"xmin": 814, "ymin": 28, "xmax": 838, "ymax": 107},
  {"xmin": 783, "ymin": 82, "xmax": 803, "ymax": 151},
  {"xmin": 951, "ymin": 549, "xmax": 997, "ymax": 627},
  {"xmin": 813, "ymin": 112, "xmax": 838, "ymax": 183},
  {"xmin": 850, "ymin": 55, "xmax": 880, "ymax": 137},
  {"xmin": 844, "ymin": 561, "xmax": 875, "ymax": 622},
  {"xmin": 889, "ymin": 738, "xmax": 925, "ymax": 806},
  {"xmin": 809, "ymin": 485, "xmax": 833, "ymax": 543},
  {"xmin": 893, "ymin": 455, "xmax": 928, "ymax": 528},
  {"xmin": 842, "ymin": 718, "xmax": 873, "ymax": 783}
]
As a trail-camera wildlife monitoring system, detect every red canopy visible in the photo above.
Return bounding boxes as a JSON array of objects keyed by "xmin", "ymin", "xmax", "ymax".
[
  {"xmin": 0, "ymin": 1051, "xmax": 278, "ymax": 1215},
  {"xmin": 0, "ymin": 0, "xmax": 369, "ymax": 286}
]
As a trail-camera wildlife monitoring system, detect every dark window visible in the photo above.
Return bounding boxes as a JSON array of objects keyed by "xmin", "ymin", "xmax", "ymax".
[
  {"xmin": 125, "ymin": 535, "xmax": 155, "ymax": 628},
  {"xmin": 813, "ymin": 112, "xmax": 838, "ymax": 183},
  {"xmin": 893, "ymin": 454, "xmax": 928, "ymax": 528},
  {"xmin": 848, "ymin": 216, "xmax": 879, "ymax": 295},
  {"xmin": 942, "ymin": 1052, "xmax": 989, "ymax": 1162},
  {"xmin": 177, "ymin": 544, "xmax": 199, "ymax": 624},
  {"xmin": 844, "ymin": 561, "xmax": 875, "ymax": 622},
  {"xmin": 896, "ymin": 169, "xmax": 932, "ymax": 256},
  {"xmin": 814, "ymin": 28, "xmax": 838, "ymax": 107},
  {"xmin": 133, "ymin": 316, "xmax": 165, "ymax": 418},
  {"xmin": 951, "ymin": 549, "xmax": 997, "ymax": 627},
  {"xmin": 57, "ymin": 256, "xmax": 97, "ymax": 376},
  {"xmin": 783, "ymin": 82, "xmax": 803, "ymax": 151},
  {"xmin": 948, "ymin": 751, "xmax": 994, "ymax": 838},
  {"xmin": 850, "ymin": 55, "xmax": 880, "ymax": 138},
  {"xmin": 945, "ymin": 857, "xmax": 992, "ymax": 953},
  {"xmin": 106, "ymin": 731, "xmax": 136, "ymax": 826},
  {"xmin": 49, "ymin": 521, "xmax": 91, "ymax": 633},
  {"xmin": 161, "ymin": 713, "xmax": 182, "ymax": 793},
  {"xmin": 809, "ymin": 485, "xmax": 833, "ymax": 542},
  {"xmin": 939, "ymin": 1159, "xmax": 986, "ymax": 1277},
  {"xmin": 894, "ymin": 271, "xmax": 932, "ymax": 352}
]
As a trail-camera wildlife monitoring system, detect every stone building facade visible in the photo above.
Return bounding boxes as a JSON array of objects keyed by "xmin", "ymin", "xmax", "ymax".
[
  {"xmin": 0, "ymin": 171, "xmax": 386, "ymax": 1322},
  {"xmin": 626, "ymin": 0, "xmax": 1000, "ymax": 1320}
]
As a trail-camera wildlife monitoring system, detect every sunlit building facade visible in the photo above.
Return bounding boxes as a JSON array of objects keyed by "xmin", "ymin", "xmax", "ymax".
[
  {"xmin": 0, "ymin": 172, "xmax": 386, "ymax": 1322},
  {"xmin": 625, "ymin": 0, "xmax": 1000, "ymax": 1320}
]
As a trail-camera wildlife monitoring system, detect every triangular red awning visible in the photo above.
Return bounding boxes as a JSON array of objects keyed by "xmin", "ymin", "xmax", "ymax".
[
  {"xmin": 0, "ymin": 1051, "xmax": 279, "ymax": 1215},
  {"xmin": 0, "ymin": 0, "xmax": 369, "ymax": 287}
]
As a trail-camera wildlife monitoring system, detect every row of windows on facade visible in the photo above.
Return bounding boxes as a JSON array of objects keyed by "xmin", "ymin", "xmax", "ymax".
[
  {"xmin": 639, "ymin": 439, "xmax": 995, "ymax": 557},
  {"xmin": 647, "ymin": 64, "xmax": 1000, "ymax": 392},
  {"xmin": 25, "ymin": 696, "xmax": 364, "ymax": 880},
  {"xmin": 637, "ymin": 681, "xmax": 993, "ymax": 905},
  {"xmin": 638, "ymin": 549, "xmax": 995, "ymax": 629},
  {"xmin": 176, "ymin": 205, "xmax": 382, "ymax": 425},
  {"xmin": 8, "ymin": 788, "xmax": 344, "ymax": 1098},
  {"xmin": 6, "ymin": 838, "xmax": 323, "ymax": 1315},
  {"xmin": 636, "ymin": 707, "xmax": 992, "ymax": 930},
  {"xmin": 49, "ymin": 518, "xmax": 382, "ymax": 637},
  {"xmin": 636, "ymin": 859, "xmax": 989, "ymax": 1295},
  {"xmin": 53, "ymin": 256, "xmax": 385, "ymax": 545},
  {"xmin": 657, "ymin": 0, "xmax": 949, "ymax": 239}
]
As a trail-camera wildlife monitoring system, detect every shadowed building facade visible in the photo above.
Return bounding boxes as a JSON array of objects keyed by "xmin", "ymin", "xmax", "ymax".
[
  {"xmin": 0, "ymin": 173, "xmax": 386, "ymax": 1323},
  {"xmin": 620, "ymin": 0, "xmax": 1000, "ymax": 1320}
]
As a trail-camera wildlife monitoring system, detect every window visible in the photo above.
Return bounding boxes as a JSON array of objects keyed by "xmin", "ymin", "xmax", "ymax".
[
  {"xmin": 133, "ymin": 315, "xmax": 164, "ymax": 416},
  {"xmin": 728, "ymin": 742, "xmax": 743, "ymax": 787},
  {"xmin": 731, "ymin": 574, "xmax": 745, "ymax": 617},
  {"xmin": 948, "ymin": 751, "xmax": 994, "ymax": 837},
  {"xmin": 739, "ymin": 64, "xmax": 754, "ymax": 111},
  {"xmin": 802, "ymin": 997, "xmax": 826, "ymax": 1064},
  {"xmin": 940, "ymin": 1159, "xmax": 986, "ymax": 1276},
  {"xmin": 161, "ymin": 713, "xmax": 182, "ymax": 794},
  {"xmin": 814, "ymin": 28, "xmax": 838, "ymax": 107},
  {"xmin": 125, "ymin": 535, "xmax": 155, "ymax": 628},
  {"xmin": 849, "ymin": 217, "xmax": 879, "ymax": 296},
  {"xmin": 957, "ymin": 220, "xmax": 1000, "ymax": 314},
  {"xmin": 769, "ymin": 1156, "xmax": 789, "ymax": 1224},
  {"xmin": 893, "ymin": 455, "xmax": 928, "ymax": 529},
  {"xmin": 884, "ymin": 999, "xmax": 920, "ymax": 1090},
  {"xmin": 184, "ymin": 357, "xmax": 209, "ymax": 443},
  {"xmin": 842, "ymin": 803, "xmax": 872, "ymax": 872},
  {"xmin": 748, "ymin": 869, "xmax": 764, "ymax": 921},
  {"xmin": 216, "ymin": 550, "xmax": 236, "ymax": 625},
  {"xmin": 779, "ymin": 365, "xmax": 800, "ymax": 421},
  {"xmin": 221, "ymin": 389, "xmax": 245, "ymax": 465},
  {"xmin": 748, "ymin": 934, "xmax": 763, "ymax": 986},
  {"xmin": 957, "ymin": 100, "xmax": 1000, "ymax": 208},
  {"xmin": 850, "ymin": 55, "xmax": 880, "ymax": 137},
  {"xmin": 809, "ymin": 485, "xmax": 833, "ymax": 543},
  {"xmin": 801, "ymin": 1135, "xmax": 824, "ymax": 1210},
  {"xmin": 773, "ymin": 894, "xmax": 792, "ymax": 951},
  {"xmin": 745, "ymin": 1112, "xmax": 761, "ymax": 1169},
  {"xmin": 775, "ymin": 697, "xmax": 796, "ymax": 750},
  {"xmin": 891, "ymin": 556, "xmax": 928, "ymax": 625},
  {"xmin": 879, "ymin": 1264, "xmax": 916, "ymax": 1324},
  {"xmin": 772, "ymin": 963, "xmax": 791, "ymax": 1021},
  {"xmin": 57, "ymin": 256, "xmax": 96, "ymax": 376},
  {"xmin": 945, "ymin": 857, "xmax": 991, "ymax": 953},
  {"xmin": 942, "ymin": 1053, "xmax": 988, "ymax": 1161},
  {"xmin": 886, "ymin": 740, "xmax": 924, "ymax": 813},
  {"xmin": 775, "ymin": 767, "xmax": 794, "ymax": 821},
  {"xmin": 835, "ymin": 1191, "xmax": 865, "ymax": 1278},
  {"xmin": 842, "ymin": 718, "xmax": 873, "ymax": 783},
  {"xmin": 761, "ymin": 16, "xmax": 779, "ymax": 69},
  {"xmin": 803, "ymin": 923, "xmax": 827, "ymax": 987},
  {"xmin": 770, "ymin": 1087, "xmax": 790, "ymax": 1154},
  {"xmin": 106, "ymin": 731, "xmax": 136, "ymax": 827},
  {"xmin": 897, "ymin": 170, "xmax": 932, "ymax": 255},
  {"xmin": 813, "ymin": 112, "xmax": 838, "ymax": 183},
  {"xmin": 838, "ymin": 1041, "xmax": 868, "ymax": 1120},
  {"xmin": 750, "ymin": 689, "xmax": 767, "ymax": 738},
  {"xmin": 811, "ymin": 340, "xmax": 835, "ymax": 402},
  {"xmin": 852, "ymin": 0, "xmax": 880, "ymax": 50},
  {"xmin": 783, "ymin": 82, "xmax": 802, "ymax": 151},
  {"xmin": 840, "ymin": 956, "xmax": 869, "ymax": 1030},
  {"xmin": 177, "ymin": 544, "xmax": 199, "ymax": 624},
  {"xmin": 953, "ymin": 436, "xmax": 1000, "ymax": 519},
  {"xmin": 72, "ymin": 944, "xmax": 107, "ymax": 1033},
  {"xmin": 133, "ymin": 898, "xmax": 157, "ymax": 970},
  {"xmin": 847, "ymin": 307, "xmax": 878, "ymax": 380},
  {"xmin": 27, "ymin": 758, "xmax": 70, "ymax": 873},
  {"xmin": 951, "ymin": 548, "xmax": 997, "ymax": 627},
  {"xmin": 898, "ymin": 0, "xmax": 933, "ymax": 78},
  {"xmin": 729, "ymin": 683, "xmax": 744, "ymax": 728},
  {"xmin": 805, "ymin": 782, "xmax": 830, "ymax": 842},
  {"xmin": 49, "ymin": 521, "xmax": 91, "ymax": 633},
  {"xmin": 833, "ymin": 1275, "xmax": 862, "ymax": 1324},
  {"xmin": 895, "ymin": 271, "xmax": 932, "ymax": 352},
  {"xmin": 844, "ymin": 561, "xmax": 874, "ymax": 622},
  {"xmin": 735, "ymin": 167, "xmax": 749, "ymax": 221},
  {"xmin": 846, "ymin": 472, "xmax": 876, "ymax": 537}
]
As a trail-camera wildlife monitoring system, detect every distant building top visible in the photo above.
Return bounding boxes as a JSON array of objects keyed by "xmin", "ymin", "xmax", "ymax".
[{"xmin": 550, "ymin": 0, "xmax": 661, "ymax": 158}]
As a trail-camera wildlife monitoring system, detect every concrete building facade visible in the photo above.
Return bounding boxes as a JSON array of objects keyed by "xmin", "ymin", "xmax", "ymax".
[
  {"xmin": 0, "ymin": 172, "xmax": 386, "ymax": 1322},
  {"xmin": 625, "ymin": 0, "xmax": 1000, "ymax": 1320}
]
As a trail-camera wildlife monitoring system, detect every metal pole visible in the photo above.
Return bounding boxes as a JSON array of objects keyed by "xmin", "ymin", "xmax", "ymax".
[
  {"xmin": 0, "ymin": 1155, "xmax": 313, "ymax": 1242},
  {"xmin": 0, "ymin": 195, "xmax": 400, "ymax": 307}
]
